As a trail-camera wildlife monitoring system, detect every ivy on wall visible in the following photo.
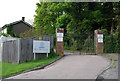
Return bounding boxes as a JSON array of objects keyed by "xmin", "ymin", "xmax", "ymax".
[{"xmin": 6, "ymin": 24, "xmax": 14, "ymax": 37}]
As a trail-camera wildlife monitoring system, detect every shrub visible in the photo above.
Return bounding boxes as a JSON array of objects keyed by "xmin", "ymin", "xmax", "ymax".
[
  {"xmin": 0, "ymin": 33, "xmax": 10, "ymax": 37},
  {"xmin": 116, "ymin": 26, "xmax": 120, "ymax": 53},
  {"xmin": 48, "ymin": 49, "xmax": 57, "ymax": 58},
  {"xmin": 104, "ymin": 33, "xmax": 118, "ymax": 53},
  {"xmin": 20, "ymin": 29, "xmax": 35, "ymax": 38}
]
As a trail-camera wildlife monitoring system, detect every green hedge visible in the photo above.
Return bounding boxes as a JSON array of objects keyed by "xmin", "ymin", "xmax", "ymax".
[
  {"xmin": 104, "ymin": 34, "xmax": 117, "ymax": 53},
  {"xmin": 0, "ymin": 33, "xmax": 10, "ymax": 37},
  {"xmin": 104, "ymin": 29, "xmax": 120, "ymax": 53}
]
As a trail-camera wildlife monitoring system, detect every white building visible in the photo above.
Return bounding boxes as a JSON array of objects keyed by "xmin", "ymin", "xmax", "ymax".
[
  {"xmin": 0, "ymin": 28, "xmax": 7, "ymax": 34},
  {"xmin": 0, "ymin": 28, "xmax": 2, "ymax": 33}
]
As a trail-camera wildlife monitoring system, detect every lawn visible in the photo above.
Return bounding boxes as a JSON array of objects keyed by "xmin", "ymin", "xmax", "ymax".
[{"xmin": 0, "ymin": 56, "xmax": 61, "ymax": 78}]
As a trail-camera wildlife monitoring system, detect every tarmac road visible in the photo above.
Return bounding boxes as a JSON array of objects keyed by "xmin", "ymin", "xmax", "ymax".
[{"xmin": 7, "ymin": 55, "xmax": 110, "ymax": 79}]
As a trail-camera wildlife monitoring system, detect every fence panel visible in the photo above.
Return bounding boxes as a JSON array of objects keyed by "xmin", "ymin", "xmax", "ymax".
[
  {"xmin": 2, "ymin": 40, "xmax": 19, "ymax": 63},
  {"xmin": 0, "ymin": 43, "xmax": 3, "ymax": 62},
  {"xmin": 0, "ymin": 35, "xmax": 54, "ymax": 63},
  {"xmin": 19, "ymin": 38, "xmax": 33, "ymax": 63}
]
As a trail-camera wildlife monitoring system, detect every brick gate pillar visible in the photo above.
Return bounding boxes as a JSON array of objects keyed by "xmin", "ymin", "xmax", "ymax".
[
  {"xmin": 56, "ymin": 28, "xmax": 64, "ymax": 55},
  {"xmin": 94, "ymin": 29, "xmax": 104, "ymax": 54}
]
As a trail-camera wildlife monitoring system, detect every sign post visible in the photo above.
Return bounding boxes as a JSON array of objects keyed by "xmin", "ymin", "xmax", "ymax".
[
  {"xmin": 47, "ymin": 53, "xmax": 48, "ymax": 57},
  {"xmin": 33, "ymin": 40, "xmax": 50, "ymax": 60},
  {"xmin": 97, "ymin": 34, "xmax": 103, "ymax": 43},
  {"xmin": 56, "ymin": 28, "xmax": 64, "ymax": 55},
  {"xmin": 34, "ymin": 53, "xmax": 36, "ymax": 60},
  {"xmin": 94, "ymin": 30, "xmax": 104, "ymax": 54}
]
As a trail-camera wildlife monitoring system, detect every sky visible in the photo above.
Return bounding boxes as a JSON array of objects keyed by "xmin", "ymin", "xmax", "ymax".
[
  {"xmin": 1, "ymin": 0, "xmax": 119, "ymax": 28},
  {"xmin": 0, "ymin": 0, "xmax": 39, "ymax": 27}
]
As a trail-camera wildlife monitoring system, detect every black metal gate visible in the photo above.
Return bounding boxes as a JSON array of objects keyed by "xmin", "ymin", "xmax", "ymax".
[{"xmin": 64, "ymin": 31, "xmax": 95, "ymax": 55}]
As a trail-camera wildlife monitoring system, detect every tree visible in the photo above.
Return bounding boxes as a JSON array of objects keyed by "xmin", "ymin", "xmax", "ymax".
[
  {"xmin": 34, "ymin": 2, "xmax": 120, "ymax": 52},
  {"xmin": 116, "ymin": 16, "xmax": 120, "ymax": 53}
]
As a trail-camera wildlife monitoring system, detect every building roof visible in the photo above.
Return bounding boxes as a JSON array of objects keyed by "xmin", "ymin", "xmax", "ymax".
[{"xmin": 2, "ymin": 20, "xmax": 33, "ymax": 29}]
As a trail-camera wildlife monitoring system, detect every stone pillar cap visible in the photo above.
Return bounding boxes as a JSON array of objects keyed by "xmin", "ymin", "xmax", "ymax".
[{"xmin": 95, "ymin": 29, "xmax": 103, "ymax": 34}]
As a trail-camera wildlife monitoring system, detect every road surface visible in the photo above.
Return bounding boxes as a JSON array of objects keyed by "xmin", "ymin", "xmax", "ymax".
[{"xmin": 7, "ymin": 55, "xmax": 110, "ymax": 79}]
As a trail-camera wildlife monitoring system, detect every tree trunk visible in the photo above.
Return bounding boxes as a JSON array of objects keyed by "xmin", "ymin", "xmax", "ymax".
[{"xmin": 110, "ymin": 20, "xmax": 114, "ymax": 34}]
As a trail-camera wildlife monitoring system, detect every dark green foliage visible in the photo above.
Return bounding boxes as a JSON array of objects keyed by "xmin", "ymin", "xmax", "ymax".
[
  {"xmin": 34, "ymin": 2, "xmax": 120, "ymax": 35},
  {"xmin": 6, "ymin": 25, "xmax": 14, "ymax": 37},
  {"xmin": 104, "ymin": 34, "xmax": 117, "ymax": 53},
  {"xmin": 83, "ymin": 36, "xmax": 94, "ymax": 52},
  {"xmin": 34, "ymin": 2, "xmax": 120, "ymax": 53},
  {"xmin": 116, "ymin": 17, "xmax": 120, "ymax": 53},
  {"xmin": 0, "ymin": 33, "xmax": 10, "ymax": 37},
  {"xmin": 116, "ymin": 29, "xmax": 120, "ymax": 53},
  {"xmin": 56, "ymin": 14, "xmax": 71, "ymax": 28},
  {"xmin": 104, "ymin": 25, "xmax": 120, "ymax": 53},
  {"xmin": 48, "ymin": 48, "xmax": 57, "ymax": 58}
]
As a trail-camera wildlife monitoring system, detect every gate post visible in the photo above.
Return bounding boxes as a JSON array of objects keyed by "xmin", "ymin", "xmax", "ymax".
[
  {"xmin": 56, "ymin": 28, "xmax": 64, "ymax": 55},
  {"xmin": 94, "ymin": 29, "xmax": 104, "ymax": 54}
]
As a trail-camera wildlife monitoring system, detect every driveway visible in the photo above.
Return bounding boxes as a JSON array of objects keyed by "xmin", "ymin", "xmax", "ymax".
[{"xmin": 7, "ymin": 55, "xmax": 110, "ymax": 79}]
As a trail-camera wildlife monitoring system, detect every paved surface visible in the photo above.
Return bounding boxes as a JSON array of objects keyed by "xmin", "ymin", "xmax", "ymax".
[
  {"xmin": 101, "ymin": 54, "xmax": 118, "ymax": 79},
  {"xmin": 64, "ymin": 50, "xmax": 96, "ymax": 55},
  {"xmin": 7, "ymin": 55, "xmax": 110, "ymax": 79}
]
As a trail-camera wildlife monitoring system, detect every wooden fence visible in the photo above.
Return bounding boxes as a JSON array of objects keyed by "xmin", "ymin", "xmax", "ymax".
[
  {"xmin": 0, "ymin": 35, "xmax": 54, "ymax": 63},
  {"xmin": 2, "ymin": 40, "xmax": 19, "ymax": 63},
  {"xmin": 0, "ymin": 43, "xmax": 3, "ymax": 62},
  {"xmin": 1, "ymin": 39, "xmax": 33, "ymax": 63},
  {"xmin": 19, "ymin": 38, "xmax": 33, "ymax": 63}
]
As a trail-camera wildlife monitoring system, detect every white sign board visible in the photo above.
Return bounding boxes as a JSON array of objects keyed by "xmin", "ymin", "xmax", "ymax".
[
  {"xmin": 33, "ymin": 40, "xmax": 50, "ymax": 53},
  {"xmin": 57, "ymin": 38, "xmax": 63, "ymax": 42},
  {"xmin": 97, "ymin": 34, "xmax": 103, "ymax": 43},
  {"xmin": 57, "ymin": 33, "xmax": 64, "ymax": 37}
]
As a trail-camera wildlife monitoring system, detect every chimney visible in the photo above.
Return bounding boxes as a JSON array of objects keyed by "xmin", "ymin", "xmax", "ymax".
[{"xmin": 22, "ymin": 17, "xmax": 25, "ymax": 21}]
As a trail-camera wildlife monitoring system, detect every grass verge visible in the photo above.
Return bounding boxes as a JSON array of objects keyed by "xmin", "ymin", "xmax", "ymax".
[
  {"xmin": 108, "ymin": 55, "xmax": 117, "ymax": 68},
  {"xmin": 101, "ymin": 54, "xmax": 117, "ymax": 73},
  {"xmin": 0, "ymin": 55, "xmax": 61, "ymax": 78}
]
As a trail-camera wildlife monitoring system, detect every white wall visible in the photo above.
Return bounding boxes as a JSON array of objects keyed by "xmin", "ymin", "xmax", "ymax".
[
  {"xmin": 0, "ymin": 28, "xmax": 2, "ymax": 33},
  {"xmin": 0, "ymin": 42, "xmax": 3, "ymax": 62},
  {"xmin": 1, "ymin": 28, "xmax": 7, "ymax": 34}
]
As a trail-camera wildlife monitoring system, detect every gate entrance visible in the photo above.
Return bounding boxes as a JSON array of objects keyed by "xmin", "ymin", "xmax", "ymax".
[
  {"xmin": 64, "ymin": 32, "xmax": 95, "ymax": 55},
  {"xmin": 56, "ymin": 28, "xmax": 104, "ymax": 55}
]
